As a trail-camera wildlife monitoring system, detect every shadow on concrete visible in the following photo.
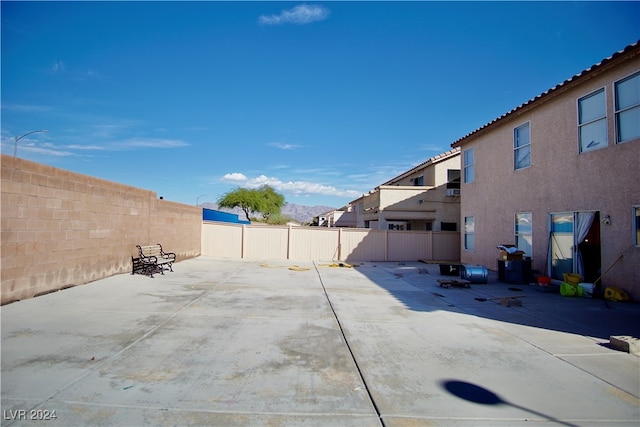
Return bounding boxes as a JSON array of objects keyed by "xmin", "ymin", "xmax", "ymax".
[
  {"xmin": 352, "ymin": 262, "xmax": 640, "ymax": 341},
  {"xmin": 441, "ymin": 379, "xmax": 580, "ymax": 427}
]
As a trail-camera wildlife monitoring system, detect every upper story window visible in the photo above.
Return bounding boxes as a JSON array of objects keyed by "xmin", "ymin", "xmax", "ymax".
[
  {"xmin": 578, "ymin": 88, "xmax": 607, "ymax": 152},
  {"xmin": 446, "ymin": 169, "xmax": 461, "ymax": 189},
  {"xmin": 463, "ymin": 148, "xmax": 474, "ymax": 183},
  {"xmin": 514, "ymin": 122, "xmax": 531, "ymax": 169},
  {"xmin": 413, "ymin": 175, "xmax": 424, "ymax": 186},
  {"xmin": 615, "ymin": 71, "xmax": 640, "ymax": 144}
]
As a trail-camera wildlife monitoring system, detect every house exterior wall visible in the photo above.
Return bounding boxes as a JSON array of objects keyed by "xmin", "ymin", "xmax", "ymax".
[
  {"xmin": 456, "ymin": 50, "xmax": 639, "ymax": 299},
  {"xmin": 359, "ymin": 152, "xmax": 461, "ymax": 231},
  {"xmin": 367, "ymin": 185, "xmax": 459, "ymax": 231},
  {"xmin": 333, "ymin": 209, "xmax": 357, "ymax": 227},
  {"xmin": 386, "ymin": 154, "xmax": 460, "ymax": 187},
  {"xmin": 1, "ymin": 155, "xmax": 202, "ymax": 304},
  {"xmin": 353, "ymin": 197, "xmax": 366, "ymax": 228}
]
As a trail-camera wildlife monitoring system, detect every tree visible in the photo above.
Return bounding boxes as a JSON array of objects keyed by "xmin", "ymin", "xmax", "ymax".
[
  {"xmin": 217, "ymin": 185, "xmax": 285, "ymax": 221},
  {"xmin": 258, "ymin": 185, "xmax": 285, "ymax": 220}
]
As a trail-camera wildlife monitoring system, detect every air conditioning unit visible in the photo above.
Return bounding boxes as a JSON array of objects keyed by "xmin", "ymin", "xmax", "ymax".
[{"xmin": 446, "ymin": 188, "xmax": 461, "ymax": 197}]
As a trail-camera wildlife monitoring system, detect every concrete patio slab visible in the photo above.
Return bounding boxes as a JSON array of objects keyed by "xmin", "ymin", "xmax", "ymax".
[{"xmin": 2, "ymin": 257, "xmax": 639, "ymax": 426}]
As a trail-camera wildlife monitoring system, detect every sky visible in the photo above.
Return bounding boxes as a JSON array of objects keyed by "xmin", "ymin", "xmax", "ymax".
[{"xmin": 2, "ymin": 1, "xmax": 639, "ymax": 208}]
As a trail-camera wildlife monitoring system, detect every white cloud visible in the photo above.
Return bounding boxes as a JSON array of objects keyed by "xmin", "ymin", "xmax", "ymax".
[
  {"xmin": 2, "ymin": 104, "xmax": 53, "ymax": 112},
  {"xmin": 258, "ymin": 4, "xmax": 330, "ymax": 26},
  {"xmin": 418, "ymin": 143, "xmax": 447, "ymax": 152},
  {"xmin": 50, "ymin": 61, "xmax": 66, "ymax": 73},
  {"xmin": 22, "ymin": 145, "xmax": 75, "ymax": 157},
  {"xmin": 122, "ymin": 138, "xmax": 189, "ymax": 149},
  {"xmin": 222, "ymin": 173, "xmax": 360, "ymax": 198},
  {"xmin": 63, "ymin": 144, "xmax": 110, "ymax": 151},
  {"xmin": 2, "ymin": 141, "xmax": 75, "ymax": 157},
  {"xmin": 222, "ymin": 172, "xmax": 248, "ymax": 182},
  {"xmin": 60, "ymin": 137, "xmax": 189, "ymax": 152},
  {"xmin": 267, "ymin": 142, "xmax": 302, "ymax": 150},
  {"xmin": 90, "ymin": 124, "xmax": 129, "ymax": 139}
]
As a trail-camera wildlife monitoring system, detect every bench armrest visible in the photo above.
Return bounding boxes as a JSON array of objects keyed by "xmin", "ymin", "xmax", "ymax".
[{"xmin": 156, "ymin": 244, "xmax": 176, "ymax": 260}]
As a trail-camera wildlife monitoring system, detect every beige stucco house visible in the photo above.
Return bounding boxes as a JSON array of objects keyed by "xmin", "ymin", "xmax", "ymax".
[
  {"xmin": 351, "ymin": 148, "xmax": 461, "ymax": 231},
  {"xmin": 452, "ymin": 41, "xmax": 640, "ymax": 299},
  {"xmin": 315, "ymin": 208, "xmax": 357, "ymax": 227}
]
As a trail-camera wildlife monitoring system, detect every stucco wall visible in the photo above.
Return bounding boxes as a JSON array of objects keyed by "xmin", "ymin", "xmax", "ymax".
[
  {"xmin": 1, "ymin": 155, "xmax": 201, "ymax": 304},
  {"xmin": 386, "ymin": 152, "xmax": 460, "ymax": 187},
  {"xmin": 458, "ymin": 56, "xmax": 640, "ymax": 298}
]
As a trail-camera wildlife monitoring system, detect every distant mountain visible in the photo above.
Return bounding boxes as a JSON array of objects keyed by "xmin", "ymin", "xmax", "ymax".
[
  {"xmin": 201, "ymin": 202, "xmax": 335, "ymax": 223},
  {"xmin": 281, "ymin": 203, "xmax": 336, "ymax": 223}
]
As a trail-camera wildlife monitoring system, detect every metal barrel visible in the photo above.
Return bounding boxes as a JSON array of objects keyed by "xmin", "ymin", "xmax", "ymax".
[{"xmin": 460, "ymin": 264, "xmax": 488, "ymax": 284}]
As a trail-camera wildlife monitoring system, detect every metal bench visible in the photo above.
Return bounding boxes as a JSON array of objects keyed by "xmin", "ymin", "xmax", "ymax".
[{"xmin": 132, "ymin": 244, "xmax": 176, "ymax": 277}]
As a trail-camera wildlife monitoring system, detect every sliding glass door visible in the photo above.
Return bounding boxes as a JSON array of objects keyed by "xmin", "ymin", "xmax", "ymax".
[{"xmin": 549, "ymin": 211, "xmax": 600, "ymax": 282}]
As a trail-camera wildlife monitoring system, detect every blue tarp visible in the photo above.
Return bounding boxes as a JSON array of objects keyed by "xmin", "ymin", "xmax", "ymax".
[{"xmin": 202, "ymin": 208, "xmax": 250, "ymax": 224}]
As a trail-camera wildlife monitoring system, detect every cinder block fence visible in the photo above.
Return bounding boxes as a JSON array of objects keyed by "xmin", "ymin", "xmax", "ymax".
[{"xmin": 1, "ymin": 155, "xmax": 201, "ymax": 304}]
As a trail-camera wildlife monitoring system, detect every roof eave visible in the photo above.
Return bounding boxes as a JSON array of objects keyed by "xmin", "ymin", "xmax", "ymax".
[
  {"xmin": 452, "ymin": 40, "xmax": 640, "ymax": 148},
  {"xmin": 380, "ymin": 147, "xmax": 461, "ymax": 186}
]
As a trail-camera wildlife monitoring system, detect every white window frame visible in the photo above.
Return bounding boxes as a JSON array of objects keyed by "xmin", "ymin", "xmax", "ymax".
[
  {"xmin": 514, "ymin": 122, "xmax": 531, "ymax": 170},
  {"xmin": 463, "ymin": 148, "xmax": 474, "ymax": 183},
  {"xmin": 615, "ymin": 71, "xmax": 640, "ymax": 144},
  {"xmin": 464, "ymin": 216, "xmax": 475, "ymax": 251},
  {"xmin": 634, "ymin": 206, "xmax": 640, "ymax": 247},
  {"xmin": 515, "ymin": 212, "xmax": 532, "ymax": 256},
  {"xmin": 578, "ymin": 88, "xmax": 607, "ymax": 153}
]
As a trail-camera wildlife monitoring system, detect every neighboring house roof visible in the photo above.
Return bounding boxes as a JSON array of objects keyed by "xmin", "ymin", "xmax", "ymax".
[
  {"xmin": 452, "ymin": 40, "xmax": 640, "ymax": 148},
  {"xmin": 380, "ymin": 147, "xmax": 461, "ymax": 186}
]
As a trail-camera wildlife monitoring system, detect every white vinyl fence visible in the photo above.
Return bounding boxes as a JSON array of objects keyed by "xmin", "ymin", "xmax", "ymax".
[{"xmin": 202, "ymin": 222, "xmax": 460, "ymax": 262}]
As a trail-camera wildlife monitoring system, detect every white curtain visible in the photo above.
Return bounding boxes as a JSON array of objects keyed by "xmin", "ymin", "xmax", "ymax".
[{"xmin": 574, "ymin": 212, "xmax": 596, "ymax": 278}]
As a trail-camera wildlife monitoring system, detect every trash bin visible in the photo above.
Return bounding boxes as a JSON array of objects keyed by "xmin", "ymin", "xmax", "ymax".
[
  {"xmin": 498, "ymin": 259, "xmax": 532, "ymax": 283},
  {"xmin": 460, "ymin": 265, "xmax": 488, "ymax": 284}
]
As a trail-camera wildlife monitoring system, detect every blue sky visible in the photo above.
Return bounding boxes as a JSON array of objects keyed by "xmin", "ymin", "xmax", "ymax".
[{"xmin": 2, "ymin": 1, "xmax": 639, "ymax": 208}]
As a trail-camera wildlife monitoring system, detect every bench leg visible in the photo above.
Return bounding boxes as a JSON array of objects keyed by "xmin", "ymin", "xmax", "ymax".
[{"xmin": 143, "ymin": 263, "xmax": 157, "ymax": 278}]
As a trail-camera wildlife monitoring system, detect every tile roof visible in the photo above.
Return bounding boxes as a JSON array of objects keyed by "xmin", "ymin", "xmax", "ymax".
[
  {"xmin": 380, "ymin": 147, "xmax": 461, "ymax": 186},
  {"xmin": 452, "ymin": 40, "xmax": 640, "ymax": 147}
]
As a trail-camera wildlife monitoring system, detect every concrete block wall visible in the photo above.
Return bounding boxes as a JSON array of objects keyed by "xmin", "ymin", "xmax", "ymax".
[{"xmin": 1, "ymin": 155, "xmax": 201, "ymax": 304}]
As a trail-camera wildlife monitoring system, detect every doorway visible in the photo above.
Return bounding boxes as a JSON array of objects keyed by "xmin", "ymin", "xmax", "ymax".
[{"xmin": 549, "ymin": 211, "xmax": 601, "ymax": 283}]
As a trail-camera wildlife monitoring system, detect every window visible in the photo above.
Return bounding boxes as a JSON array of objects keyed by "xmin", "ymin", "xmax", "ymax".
[
  {"xmin": 615, "ymin": 72, "xmax": 640, "ymax": 143},
  {"xmin": 413, "ymin": 175, "xmax": 424, "ymax": 186},
  {"xmin": 634, "ymin": 206, "xmax": 640, "ymax": 246},
  {"xmin": 578, "ymin": 88, "xmax": 607, "ymax": 152},
  {"xmin": 388, "ymin": 222, "xmax": 406, "ymax": 231},
  {"xmin": 515, "ymin": 212, "xmax": 532, "ymax": 255},
  {"xmin": 463, "ymin": 148, "xmax": 474, "ymax": 183},
  {"xmin": 514, "ymin": 122, "xmax": 531, "ymax": 169},
  {"xmin": 441, "ymin": 222, "xmax": 457, "ymax": 231},
  {"xmin": 464, "ymin": 216, "xmax": 475, "ymax": 250},
  {"xmin": 447, "ymin": 169, "xmax": 461, "ymax": 189}
]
